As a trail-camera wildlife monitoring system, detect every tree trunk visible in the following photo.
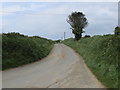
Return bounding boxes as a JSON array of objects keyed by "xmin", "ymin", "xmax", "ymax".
[{"xmin": 75, "ymin": 33, "xmax": 82, "ymax": 40}]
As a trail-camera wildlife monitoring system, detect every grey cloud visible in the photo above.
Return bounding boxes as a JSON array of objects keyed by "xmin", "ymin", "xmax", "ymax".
[{"xmin": 2, "ymin": 2, "xmax": 118, "ymax": 40}]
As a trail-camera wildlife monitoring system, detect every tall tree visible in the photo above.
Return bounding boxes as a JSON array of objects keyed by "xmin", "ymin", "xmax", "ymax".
[
  {"xmin": 67, "ymin": 11, "xmax": 88, "ymax": 40},
  {"xmin": 114, "ymin": 26, "xmax": 120, "ymax": 36}
]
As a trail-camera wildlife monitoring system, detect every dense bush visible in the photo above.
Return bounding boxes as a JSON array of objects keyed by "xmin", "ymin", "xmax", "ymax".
[
  {"xmin": 2, "ymin": 32, "xmax": 54, "ymax": 70},
  {"xmin": 62, "ymin": 35, "xmax": 119, "ymax": 88},
  {"xmin": 55, "ymin": 40, "xmax": 61, "ymax": 43},
  {"xmin": 114, "ymin": 26, "xmax": 120, "ymax": 36},
  {"xmin": 84, "ymin": 35, "xmax": 91, "ymax": 38}
]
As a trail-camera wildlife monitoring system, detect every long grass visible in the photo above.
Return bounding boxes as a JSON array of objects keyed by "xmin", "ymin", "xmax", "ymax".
[
  {"xmin": 62, "ymin": 35, "xmax": 119, "ymax": 88},
  {"xmin": 2, "ymin": 32, "xmax": 54, "ymax": 70}
]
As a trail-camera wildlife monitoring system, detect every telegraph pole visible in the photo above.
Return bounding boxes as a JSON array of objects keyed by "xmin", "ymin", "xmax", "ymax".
[{"xmin": 64, "ymin": 32, "xmax": 66, "ymax": 40}]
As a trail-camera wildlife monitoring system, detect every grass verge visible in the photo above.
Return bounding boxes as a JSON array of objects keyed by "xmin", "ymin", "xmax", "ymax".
[{"xmin": 62, "ymin": 35, "xmax": 119, "ymax": 88}]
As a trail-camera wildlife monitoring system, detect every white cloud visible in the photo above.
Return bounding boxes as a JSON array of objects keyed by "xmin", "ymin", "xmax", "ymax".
[
  {"xmin": 1, "ymin": 4, "xmax": 47, "ymax": 15},
  {"xmin": 1, "ymin": 5, "xmax": 27, "ymax": 15},
  {"xmin": 2, "ymin": 13, "xmax": 70, "ymax": 39},
  {"xmin": 0, "ymin": 0, "xmax": 119, "ymax": 2},
  {"xmin": 2, "ymin": 2, "xmax": 118, "ymax": 39},
  {"xmin": 3, "ymin": 5, "xmax": 26, "ymax": 12},
  {"xmin": 30, "ymin": 4, "xmax": 47, "ymax": 9}
]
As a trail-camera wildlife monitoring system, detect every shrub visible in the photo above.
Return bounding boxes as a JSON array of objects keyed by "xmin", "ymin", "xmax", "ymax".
[
  {"xmin": 2, "ymin": 32, "xmax": 54, "ymax": 70},
  {"xmin": 84, "ymin": 35, "xmax": 91, "ymax": 38},
  {"xmin": 55, "ymin": 40, "xmax": 61, "ymax": 43},
  {"xmin": 114, "ymin": 26, "xmax": 120, "ymax": 36},
  {"xmin": 62, "ymin": 35, "xmax": 119, "ymax": 88},
  {"xmin": 3, "ymin": 32, "xmax": 27, "ymax": 37}
]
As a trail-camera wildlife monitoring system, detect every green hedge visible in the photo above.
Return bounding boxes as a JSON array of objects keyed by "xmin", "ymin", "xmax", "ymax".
[
  {"xmin": 2, "ymin": 33, "xmax": 54, "ymax": 70},
  {"xmin": 62, "ymin": 35, "xmax": 119, "ymax": 88}
]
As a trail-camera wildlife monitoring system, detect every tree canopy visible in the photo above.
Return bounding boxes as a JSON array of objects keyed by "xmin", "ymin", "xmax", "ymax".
[
  {"xmin": 114, "ymin": 26, "xmax": 120, "ymax": 36},
  {"xmin": 67, "ymin": 11, "xmax": 88, "ymax": 40}
]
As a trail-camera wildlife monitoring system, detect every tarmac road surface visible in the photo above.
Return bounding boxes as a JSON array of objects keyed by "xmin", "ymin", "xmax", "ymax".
[{"xmin": 2, "ymin": 44, "xmax": 105, "ymax": 88}]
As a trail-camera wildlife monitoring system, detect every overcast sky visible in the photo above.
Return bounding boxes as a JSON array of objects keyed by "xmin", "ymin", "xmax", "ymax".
[{"xmin": 1, "ymin": 2, "xmax": 118, "ymax": 40}]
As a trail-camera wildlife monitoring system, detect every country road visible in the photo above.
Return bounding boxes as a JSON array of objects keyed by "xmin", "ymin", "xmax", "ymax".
[{"xmin": 2, "ymin": 44, "xmax": 105, "ymax": 88}]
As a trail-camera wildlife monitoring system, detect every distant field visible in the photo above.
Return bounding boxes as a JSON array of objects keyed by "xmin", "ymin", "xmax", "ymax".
[
  {"xmin": 2, "ymin": 33, "xmax": 54, "ymax": 70},
  {"xmin": 62, "ymin": 35, "xmax": 119, "ymax": 88}
]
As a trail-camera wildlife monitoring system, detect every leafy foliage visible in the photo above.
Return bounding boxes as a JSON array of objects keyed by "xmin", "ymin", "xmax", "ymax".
[
  {"xmin": 62, "ymin": 35, "xmax": 119, "ymax": 88},
  {"xmin": 67, "ymin": 12, "xmax": 88, "ymax": 40},
  {"xmin": 84, "ymin": 35, "xmax": 91, "ymax": 38},
  {"xmin": 114, "ymin": 26, "xmax": 120, "ymax": 36},
  {"xmin": 2, "ymin": 32, "xmax": 54, "ymax": 70}
]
